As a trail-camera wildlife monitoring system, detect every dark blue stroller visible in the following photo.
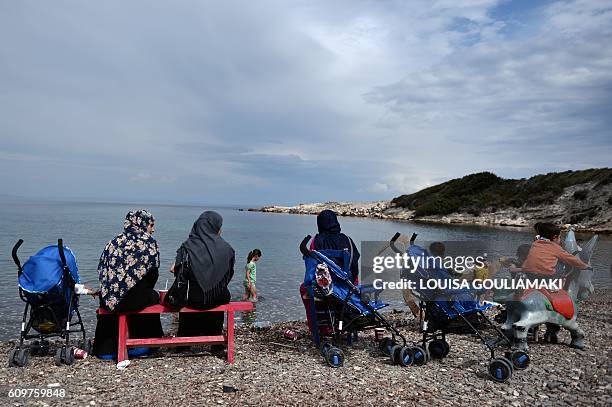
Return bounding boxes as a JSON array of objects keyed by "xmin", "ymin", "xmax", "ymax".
[
  {"xmin": 300, "ymin": 235, "xmax": 427, "ymax": 368},
  {"xmin": 389, "ymin": 232, "xmax": 530, "ymax": 382},
  {"xmin": 8, "ymin": 239, "xmax": 90, "ymax": 367}
]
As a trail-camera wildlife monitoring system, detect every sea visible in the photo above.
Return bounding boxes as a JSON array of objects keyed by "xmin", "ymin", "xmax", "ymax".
[{"xmin": 1, "ymin": 199, "xmax": 610, "ymax": 341}]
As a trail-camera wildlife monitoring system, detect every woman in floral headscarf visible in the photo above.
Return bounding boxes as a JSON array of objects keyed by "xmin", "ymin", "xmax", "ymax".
[{"xmin": 93, "ymin": 210, "xmax": 164, "ymax": 359}]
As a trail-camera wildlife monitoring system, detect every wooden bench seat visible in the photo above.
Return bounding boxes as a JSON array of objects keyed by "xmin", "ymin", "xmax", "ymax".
[{"xmin": 97, "ymin": 294, "xmax": 253, "ymax": 364}]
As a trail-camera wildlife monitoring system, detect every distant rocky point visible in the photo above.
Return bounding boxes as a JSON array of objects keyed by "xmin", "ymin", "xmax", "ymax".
[{"xmin": 251, "ymin": 169, "xmax": 612, "ymax": 233}]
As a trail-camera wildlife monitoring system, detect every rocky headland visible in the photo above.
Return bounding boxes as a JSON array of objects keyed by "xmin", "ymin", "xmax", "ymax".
[{"xmin": 252, "ymin": 169, "xmax": 612, "ymax": 233}]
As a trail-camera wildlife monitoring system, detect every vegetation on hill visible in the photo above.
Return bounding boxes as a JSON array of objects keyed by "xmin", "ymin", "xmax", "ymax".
[{"xmin": 391, "ymin": 168, "xmax": 612, "ymax": 217}]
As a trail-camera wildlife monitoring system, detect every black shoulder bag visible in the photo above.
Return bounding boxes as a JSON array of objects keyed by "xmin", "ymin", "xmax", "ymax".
[{"xmin": 164, "ymin": 248, "xmax": 191, "ymax": 308}]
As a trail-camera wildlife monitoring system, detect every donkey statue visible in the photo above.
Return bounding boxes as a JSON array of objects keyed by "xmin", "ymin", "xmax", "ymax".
[{"xmin": 502, "ymin": 229, "xmax": 598, "ymax": 350}]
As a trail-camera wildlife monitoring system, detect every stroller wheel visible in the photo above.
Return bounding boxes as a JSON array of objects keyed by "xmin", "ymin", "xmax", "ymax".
[
  {"xmin": 325, "ymin": 347, "xmax": 345, "ymax": 368},
  {"xmin": 14, "ymin": 349, "xmax": 29, "ymax": 367},
  {"xmin": 508, "ymin": 350, "xmax": 530, "ymax": 370},
  {"xmin": 398, "ymin": 346, "xmax": 414, "ymax": 367},
  {"xmin": 54, "ymin": 347, "xmax": 75, "ymax": 366},
  {"xmin": 489, "ymin": 357, "xmax": 513, "ymax": 383},
  {"xmin": 320, "ymin": 342, "xmax": 332, "ymax": 356},
  {"xmin": 54, "ymin": 348, "xmax": 63, "ymax": 366},
  {"xmin": 7, "ymin": 348, "xmax": 17, "ymax": 367},
  {"xmin": 30, "ymin": 341, "xmax": 40, "ymax": 356},
  {"xmin": 389, "ymin": 344, "xmax": 402, "ymax": 365},
  {"xmin": 63, "ymin": 346, "xmax": 74, "ymax": 366},
  {"xmin": 379, "ymin": 337, "xmax": 394, "ymax": 356},
  {"xmin": 428, "ymin": 339, "xmax": 450, "ymax": 359},
  {"xmin": 411, "ymin": 346, "xmax": 427, "ymax": 366},
  {"xmin": 64, "ymin": 347, "xmax": 75, "ymax": 365}
]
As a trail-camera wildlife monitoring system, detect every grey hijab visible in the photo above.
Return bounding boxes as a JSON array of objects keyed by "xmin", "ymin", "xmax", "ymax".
[{"xmin": 177, "ymin": 211, "xmax": 235, "ymax": 299}]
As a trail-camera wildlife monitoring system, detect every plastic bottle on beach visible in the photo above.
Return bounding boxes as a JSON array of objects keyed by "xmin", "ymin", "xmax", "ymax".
[
  {"xmin": 253, "ymin": 321, "xmax": 271, "ymax": 331},
  {"xmin": 116, "ymin": 360, "xmax": 131, "ymax": 370}
]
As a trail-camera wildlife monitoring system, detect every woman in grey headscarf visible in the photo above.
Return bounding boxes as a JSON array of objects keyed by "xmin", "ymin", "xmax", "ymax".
[{"xmin": 169, "ymin": 211, "xmax": 235, "ymax": 338}]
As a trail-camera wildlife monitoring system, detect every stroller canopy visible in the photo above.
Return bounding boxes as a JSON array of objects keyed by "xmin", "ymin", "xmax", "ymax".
[{"xmin": 19, "ymin": 245, "xmax": 79, "ymax": 294}]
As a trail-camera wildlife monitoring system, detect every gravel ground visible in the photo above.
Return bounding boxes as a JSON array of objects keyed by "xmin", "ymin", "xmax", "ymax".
[{"xmin": 1, "ymin": 291, "xmax": 610, "ymax": 406}]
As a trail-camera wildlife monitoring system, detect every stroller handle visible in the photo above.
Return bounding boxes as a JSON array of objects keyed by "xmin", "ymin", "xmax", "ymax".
[
  {"xmin": 57, "ymin": 238, "xmax": 67, "ymax": 267},
  {"xmin": 389, "ymin": 232, "xmax": 405, "ymax": 254},
  {"xmin": 12, "ymin": 239, "xmax": 24, "ymax": 270},
  {"xmin": 389, "ymin": 232, "xmax": 418, "ymax": 254},
  {"xmin": 299, "ymin": 235, "xmax": 312, "ymax": 257}
]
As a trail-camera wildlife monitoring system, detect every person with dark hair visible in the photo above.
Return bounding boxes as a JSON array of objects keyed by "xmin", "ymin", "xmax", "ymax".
[
  {"xmin": 533, "ymin": 222, "xmax": 543, "ymax": 239},
  {"xmin": 499, "ymin": 244, "xmax": 532, "ymax": 273},
  {"xmin": 242, "ymin": 249, "xmax": 262, "ymax": 302},
  {"xmin": 521, "ymin": 222, "xmax": 588, "ymax": 276},
  {"xmin": 429, "ymin": 241, "xmax": 446, "ymax": 258},
  {"xmin": 93, "ymin": 210, "xmax": 164, "ymax": 359},
  {"xmin": 169, "ymin": 211, "xmax": 235, "ymax": 339}
]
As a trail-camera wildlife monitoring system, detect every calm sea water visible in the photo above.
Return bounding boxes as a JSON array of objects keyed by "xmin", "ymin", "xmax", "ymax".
[{"xmin": 1, "ymin": 199, "xmax": 610, "ymax": 341}]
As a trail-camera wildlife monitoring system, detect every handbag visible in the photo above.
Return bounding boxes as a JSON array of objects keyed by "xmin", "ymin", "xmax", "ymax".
[{"xmin": 164, "ymin": 248, "xmax": 191, "ymax": 308}]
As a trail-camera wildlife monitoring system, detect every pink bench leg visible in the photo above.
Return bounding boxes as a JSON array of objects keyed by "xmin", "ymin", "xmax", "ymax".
[
  {"xmin": 118, "ymin": 315, "xmax": 129, "ymax": 363},
  {"xmin": 227, "ymin": 311, "xmax": 235, "ymax": 364}
]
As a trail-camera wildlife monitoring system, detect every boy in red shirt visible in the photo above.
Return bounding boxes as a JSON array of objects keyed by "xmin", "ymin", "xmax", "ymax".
[
  {"xmin": 522, "ymin": 223, "xmax": 588, "ymax": 275},
  {"xmin": 520, "ymin": 222, "xmax": 589, "ymax": 344}
]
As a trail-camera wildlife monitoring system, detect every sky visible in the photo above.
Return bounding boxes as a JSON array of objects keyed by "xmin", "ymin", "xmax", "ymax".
[{"xmin": 0, "ymin": 0, "xmax": 610, "ymax": 206}]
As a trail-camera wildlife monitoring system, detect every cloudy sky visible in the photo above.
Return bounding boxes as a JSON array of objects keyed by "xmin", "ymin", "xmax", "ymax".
[{"xmin": 1, "ymin": 0, "xmax": 610, "ymax": 206}]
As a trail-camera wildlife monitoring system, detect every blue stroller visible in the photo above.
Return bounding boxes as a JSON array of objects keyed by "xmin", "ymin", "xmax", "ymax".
[
  {"xmin": 389, "ymin": 232, "xmax": 530, "ymax": 382},
  {"xmin": 300, "ymin": 235, "xmax": 426, "ymax": 368},
  {"xmin": 8, "ymin": 239, "xmax": 90, "ymax": 367}
]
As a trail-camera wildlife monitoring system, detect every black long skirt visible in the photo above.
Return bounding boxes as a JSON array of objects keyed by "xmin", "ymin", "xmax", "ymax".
[
  {"xmin": 93, "ymin": 269, "xmax": 163, "ymax": 358},
  {"xmin": 177, "ymin": 280, "xmax": 230, "ymax": 337}
]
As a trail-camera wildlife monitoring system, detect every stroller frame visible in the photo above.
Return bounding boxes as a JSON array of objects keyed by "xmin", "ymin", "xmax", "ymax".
[
  {"xmin": 9, "ymin": 238, "xmax": 88, "ymax": 367},
  {"xmin": 417, "ymin": 299, "xmax": 512, "ymax": 359},
  {"xmin": 389, "ymin": 232, "xmax": 530, "ymax": 382},
  {"xmin": 301, "ymin": 235, "xmax": 414, "ymax": 367}
]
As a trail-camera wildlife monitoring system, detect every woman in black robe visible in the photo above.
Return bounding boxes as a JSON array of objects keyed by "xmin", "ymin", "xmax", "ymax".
[
  {"xmin": 300, "ymin": 209, "xmax": 361, "ymax": 333},
  {"xmin": 169, "ymin": 211, "xmax": 235, "ymax": 338},
  {"xmin": 93, "ymin": 210, "xmax": 164, "ymax": 359},
  {"xmin": 312, "ymin": 209, "xmax": 360, "ymax": 283}
]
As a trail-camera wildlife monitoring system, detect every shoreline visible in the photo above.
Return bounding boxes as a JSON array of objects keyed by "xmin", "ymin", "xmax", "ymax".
[
  {"xmin": 2, "ymin": 290, "xmax": 610, "ymax": 405},
  {"xmin": 250, "ymin": 201, "xmax": 612, "ymax": 234}
]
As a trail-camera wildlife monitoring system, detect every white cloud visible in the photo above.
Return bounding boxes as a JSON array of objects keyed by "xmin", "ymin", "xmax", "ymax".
[{"xmin": 0, "ymin": 0, "xmax": 609, "ymax": 204}]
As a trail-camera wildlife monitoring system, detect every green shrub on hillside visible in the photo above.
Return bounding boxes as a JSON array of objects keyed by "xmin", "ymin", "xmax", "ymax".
[{"xmin": 391, "ymin": 168, "xmax": 612, "ymax": 216}]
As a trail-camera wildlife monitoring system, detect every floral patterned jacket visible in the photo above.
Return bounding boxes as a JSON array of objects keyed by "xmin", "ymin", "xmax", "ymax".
[{"xmin": 98, "ymin": 210, "xmax": 159, "ymax": 311}]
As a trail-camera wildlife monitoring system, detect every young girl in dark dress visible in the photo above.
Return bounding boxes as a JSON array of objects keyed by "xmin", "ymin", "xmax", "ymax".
[{"xmin": 92, "ymin": 210, "xmax": 164, "ymax": 359}]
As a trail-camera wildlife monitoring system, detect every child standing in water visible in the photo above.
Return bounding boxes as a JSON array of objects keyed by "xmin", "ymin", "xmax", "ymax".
[{"xmin": 243, "ymin": 249, "xmax": 262, "ymax": 302}]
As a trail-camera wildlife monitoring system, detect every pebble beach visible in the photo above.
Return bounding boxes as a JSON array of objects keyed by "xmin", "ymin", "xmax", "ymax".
[{"xmin": 1, "ymin": 290, "xmax": 610, "ymax": 406}]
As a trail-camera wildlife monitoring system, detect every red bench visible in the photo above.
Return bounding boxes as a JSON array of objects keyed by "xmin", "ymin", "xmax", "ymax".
[{"xmin": 97, "ymin": 292, "xmax": 253, "ymax": 364}]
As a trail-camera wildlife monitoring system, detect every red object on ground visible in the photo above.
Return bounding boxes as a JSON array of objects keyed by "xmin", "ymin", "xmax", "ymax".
[
  {"xmin": 97, "ymin": 300, "xmax": 253, "ymax": 364},
  {"xmin": 73, "ymin": 348, "xmax": 88, "ymax": 359},
  {"xmin": 519, "ymin": 289, "xmax": 575, "ymax": 319},
  {"xmin": 283, "ymin": 329, "xmax": 298, "ymax": 340}
]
